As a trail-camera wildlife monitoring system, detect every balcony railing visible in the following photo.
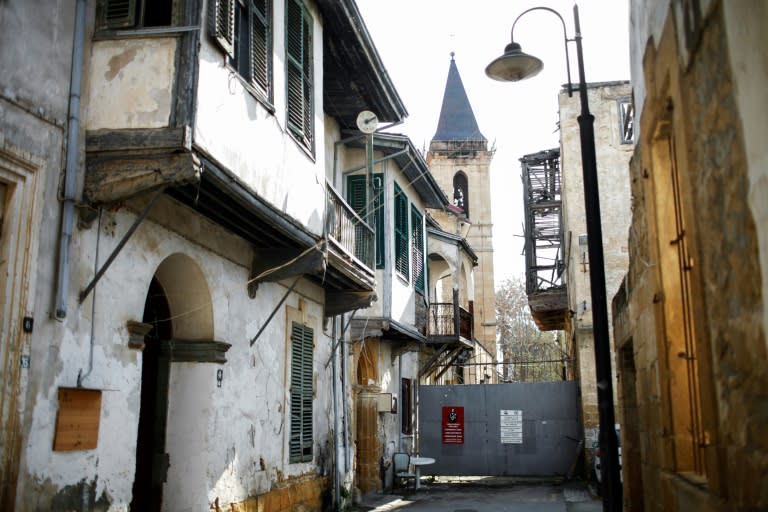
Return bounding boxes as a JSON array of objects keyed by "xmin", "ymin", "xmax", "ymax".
[
  {"xmin": 326, "ymin": 183, "xmax": 374, "ymax": 269},
  {"xmin": 427, "ymin": 303, "xmax": 473, "ymax": 340}
]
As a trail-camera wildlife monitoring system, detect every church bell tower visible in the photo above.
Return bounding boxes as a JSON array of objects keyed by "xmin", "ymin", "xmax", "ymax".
[{"xmin": 427, "ymin": 53, "xmax": 497, "ymax": 358}]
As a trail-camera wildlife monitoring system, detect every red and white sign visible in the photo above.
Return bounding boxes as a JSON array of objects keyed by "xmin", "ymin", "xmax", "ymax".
[{"xmin": 442, "ymin": 406, "xmax": 464, "ymax": 444}]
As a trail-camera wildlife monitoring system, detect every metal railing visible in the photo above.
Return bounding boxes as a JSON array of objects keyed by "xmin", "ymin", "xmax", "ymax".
[
  {"xmin": 428, "ymin": 303, "xmax": 473, "ymax": 340},
  {"xmin": 326, "ymin": 183, "xmax": 374, "ymax": 269}
]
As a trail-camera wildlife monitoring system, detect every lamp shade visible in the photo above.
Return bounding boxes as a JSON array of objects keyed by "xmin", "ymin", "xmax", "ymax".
[{"xmin": 485, "ymin": 42, "xmax": 544, "ymax": 82}]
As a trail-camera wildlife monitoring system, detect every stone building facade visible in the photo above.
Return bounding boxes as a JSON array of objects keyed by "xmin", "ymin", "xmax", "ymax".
[
  {"xmin": 614, "ymin": 1, "xmax": 768, "ymax": 510},
  {"xmin": 559, "ymin": 81, "xmax": 634, "ymax": 466}
]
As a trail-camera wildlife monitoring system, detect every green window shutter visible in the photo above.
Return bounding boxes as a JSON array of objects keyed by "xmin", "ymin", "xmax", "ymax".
[
  {"xmin": 394, "ymin": 183, "xmax": 409, "ymax": 279},
  {"xmin": 250, "ymin": 0, "xmax": 271, "ymax": 95},
  {"xmin": 374, "ymin": 175, "xmax": 384, "ymax": 268},
  {"xmin": 102, "ymin": 0, "xmax": 137, "ymax": 29},
  {"xmin": 346, "ymin": 175, "xmax": 367, "ymax": 218},
  {"xmin": 411, "ymin": 206, "xmax": 425, "ymax": 293},
  {"xmin": 290, "ymin": 322, "xmax": 313, "ymax": 463},
  {"xmin": 210, "ymin": 0, "xmax": 235, "ymax": 58},
  {"xmin": 286, "ymin": 0, "xmax": 313, "ymax": 149}
]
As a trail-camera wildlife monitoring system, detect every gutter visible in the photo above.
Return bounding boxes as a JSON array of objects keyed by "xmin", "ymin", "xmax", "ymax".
[{"xmin": 54, "ymin": 0, "xmax": 87, "ymax": 320}]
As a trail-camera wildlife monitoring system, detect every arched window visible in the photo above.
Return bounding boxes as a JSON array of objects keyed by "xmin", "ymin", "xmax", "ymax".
[{"xmin": 453, "ymin": 172, "xmax": 469, "ymax": 218}]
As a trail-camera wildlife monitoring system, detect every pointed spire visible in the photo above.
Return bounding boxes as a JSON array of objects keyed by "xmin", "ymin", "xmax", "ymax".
[{"xmin": 432, "ymin": 53, "xmax": 486, "ymax": 143}]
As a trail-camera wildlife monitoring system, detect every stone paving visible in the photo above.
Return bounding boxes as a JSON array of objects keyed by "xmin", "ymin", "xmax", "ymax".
[{"xmin": 353, "ymin": 476, "xmax": 603, "ymax": 512}]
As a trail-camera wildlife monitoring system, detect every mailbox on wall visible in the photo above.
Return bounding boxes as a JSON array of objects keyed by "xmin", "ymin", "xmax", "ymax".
[{"xmin": 377, "ymin": 393, "xmax": 397, "ymax": 413}]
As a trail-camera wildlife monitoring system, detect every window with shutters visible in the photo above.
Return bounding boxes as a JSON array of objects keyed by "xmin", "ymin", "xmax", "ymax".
[
  {"xmin": 210, "ymin": 0, "xmax": 272, "ymax": 103},
  {"xmin": 285, "ymin": 0, "xmax": 314, "ymax": 153},
  {"xmin": 97, "ymin": 0, "xmax": 176, "ymax": 30},
  {"xmin": 411, "ymin": 206, "xmax": 424, "ymax": 294},
  {"xmin": 394, "ymin": 183, "xmax": 409, "ymax": 280},
  {"xmin": 289, "ymin": 322, "xmax": 313, "ymax": 463},
  {"xmin": 347, "ymin": 174, "xmax": 384, "ymax": 269}
]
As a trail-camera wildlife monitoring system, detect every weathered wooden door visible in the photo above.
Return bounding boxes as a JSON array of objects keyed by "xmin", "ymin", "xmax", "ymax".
[{"xmin": 131, "ymin": 278, "xmax": 172, "ymax": 512}]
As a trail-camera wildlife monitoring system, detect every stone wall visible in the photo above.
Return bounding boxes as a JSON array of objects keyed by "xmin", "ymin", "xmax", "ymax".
[{"xmin": 616, "ymin": 1, "xmax": 768, "ymax": 510}]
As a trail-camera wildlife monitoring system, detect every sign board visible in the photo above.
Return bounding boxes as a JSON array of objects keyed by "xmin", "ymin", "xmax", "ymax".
[
  {"xmin": 442, "ymin": 406, "xmax": 464, "ymax": 444},
  {"xmin": 53, "ymin": 387, "xmax": 102, "ymax": 451},
  {"xmin": 500, "ymin": 409, "xmax": 523, "ymax": 444}
]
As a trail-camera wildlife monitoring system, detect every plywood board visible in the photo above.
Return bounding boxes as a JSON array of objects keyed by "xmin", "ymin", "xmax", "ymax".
[{"xmin": 53, "ymin": 387, "xmax": 102, "ymax": 451}]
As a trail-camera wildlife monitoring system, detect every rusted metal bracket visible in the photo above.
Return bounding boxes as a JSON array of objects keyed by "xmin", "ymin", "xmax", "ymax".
[{"xmin": 78, "ymin": 187, "xmax": 165, "ymax": 303}]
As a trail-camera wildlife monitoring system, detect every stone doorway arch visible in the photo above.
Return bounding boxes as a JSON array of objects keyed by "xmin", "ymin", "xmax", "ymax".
[{"xmin": 130, "ymin": 253, "xmax": 219, "ymax": 511}]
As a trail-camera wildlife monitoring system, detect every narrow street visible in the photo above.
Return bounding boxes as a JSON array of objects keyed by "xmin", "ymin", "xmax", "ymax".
[{"xmin": 354, "ymin": 477, "xmax": 602, "ymax": 512}]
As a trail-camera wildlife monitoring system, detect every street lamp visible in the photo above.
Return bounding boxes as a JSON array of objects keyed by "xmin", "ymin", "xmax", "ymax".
[{"xmin": 486, "ymin": 5, "xmax": 622, "ymax": 512}]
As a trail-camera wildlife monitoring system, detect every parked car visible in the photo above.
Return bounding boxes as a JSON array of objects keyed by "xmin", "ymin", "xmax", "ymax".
[{"xmin": 593, "ymin": 424, "xmax": 622, "ymax": 492}]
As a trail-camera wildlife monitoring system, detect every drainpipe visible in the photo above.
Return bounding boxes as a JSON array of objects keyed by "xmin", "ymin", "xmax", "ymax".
[
  {"xmin": 331, "ymin": 316, "xmax": 341, "ymax": 508},
  {"xmin": 55, "ymin": 0, "xmax": 87, "ymax": 320}
]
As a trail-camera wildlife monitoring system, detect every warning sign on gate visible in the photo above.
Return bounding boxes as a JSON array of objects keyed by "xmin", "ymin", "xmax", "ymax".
[
  {"xmin": 442, "ymin": 406, "xmax": 464, "ymax": 444},
  {"xmin": 500, "ymin": 409, "xmax": 523, "ymax": 444}
]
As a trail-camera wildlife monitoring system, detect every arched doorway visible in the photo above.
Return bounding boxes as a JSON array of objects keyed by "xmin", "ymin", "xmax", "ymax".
[
  {"xmin": 130, "ymin": 253, "xmax": 214, "ymax": 511},
  {"xmin": 130, "ymin": 277, "xmax": 172, "ymax": 512}
]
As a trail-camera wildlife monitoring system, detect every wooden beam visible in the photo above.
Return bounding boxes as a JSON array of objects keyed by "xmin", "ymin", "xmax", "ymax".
[{"xmin": 84, "ymin": 152, "xmax": 200, "ymax": 204}]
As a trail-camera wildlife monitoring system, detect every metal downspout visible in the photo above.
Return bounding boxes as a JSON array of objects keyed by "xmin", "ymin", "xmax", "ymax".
[
  {"xmin": 331, "ymin": 316, "xmax": 341, "ymax": 509},
  {"xmin": 55, "ymin": 0, "xmax": 87, "ymax": 320}
]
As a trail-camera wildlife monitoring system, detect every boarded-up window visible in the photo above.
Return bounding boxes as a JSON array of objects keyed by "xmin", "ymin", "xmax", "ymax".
[{"xmin": 53, "ymin": 388, "xmax": 102, "ymax": 451}]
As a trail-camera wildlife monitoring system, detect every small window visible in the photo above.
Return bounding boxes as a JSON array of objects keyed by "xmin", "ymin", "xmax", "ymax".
[
  {"xmin": 394, "ymin": 183, "xmax": 409, "ymax": 279},
  {"xmin": 211, "ymin": 0, "xmax": 272, "ymax": 101},
  {"xmin": 401, "ymin": 378, "xmax": 413, "ymax": 435},
  {"xmin": 289, "ymin": 322, "xmax": 313, "ymax": 463},
  {"xmin": 619, "ymin": 99, "xmax": 634, "ymax": 144},
  {"xmin": 285, "ymin": 0, "xmax": 314, "ymax": 152},
  {"xmin": 453, "ymin": 172, "xmax": 469, "ymax": 219},
  {"xmin": 97, "ymin": 0, "xmax": 176, "ymax": 30}
]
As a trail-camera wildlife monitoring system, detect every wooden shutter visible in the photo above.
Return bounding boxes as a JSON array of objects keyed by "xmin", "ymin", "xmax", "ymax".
[
  {"xmin": 102, "ymin": 0, "xmax": 137, "ymax": 28},
  {"xmin": 346, "ymin": 175, "xmax": 367, "ymax": 218},
  {"xmin": 290, "ymin": 322, "xmax": 313, "ymax": 463},
  {"xmin": 210, "ymin": 0, "xmax": 235, "ymax": 58},
  {"xmin": 411, "ymin": 206, "xmax": 424, "ymax": 293},
  {"xmin": 250, "ymin": 0, "xmax": 271, "ymax": 94},
  {"xmin": 286, "ymin": 0, "xmax": 313, "ymax": 148},
  {"xmin": 394, "ymin": 183, "xmax": 409, "ymax": 279},
  {"xmin": 374, "ymin": 174, "xmax": 384, "ymax": 268}
]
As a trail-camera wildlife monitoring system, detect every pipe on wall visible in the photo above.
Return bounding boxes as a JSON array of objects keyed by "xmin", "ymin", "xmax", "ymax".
[{"xmin": 55, "ymin": 0, "xmax": 87, "ymax": 320}]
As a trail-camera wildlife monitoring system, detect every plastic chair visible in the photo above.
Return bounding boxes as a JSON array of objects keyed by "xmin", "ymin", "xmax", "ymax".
[{"xmin": 392, "ymin": 452, "xmax": 416, "ymax": 490}]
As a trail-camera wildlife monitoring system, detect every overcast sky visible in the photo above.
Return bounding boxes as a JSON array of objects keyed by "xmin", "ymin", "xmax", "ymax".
[{"xmin": 356, "ymin": 0, "xmax": 631, "ymax": 288}]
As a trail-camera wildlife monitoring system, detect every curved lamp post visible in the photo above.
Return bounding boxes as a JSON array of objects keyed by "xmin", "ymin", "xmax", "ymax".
[{"xmin": 486, "ymin": 5, "xmax": 622, "ymax": 511}]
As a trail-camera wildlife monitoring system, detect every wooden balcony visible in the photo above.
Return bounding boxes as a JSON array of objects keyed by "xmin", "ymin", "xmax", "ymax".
[
  {"xmin": 326, "ymin": 183, "xmax": 374, "ymax": 271},
  {"xmin": 427, "ymin": 302, "xmax": 473, "ymax": 345}
]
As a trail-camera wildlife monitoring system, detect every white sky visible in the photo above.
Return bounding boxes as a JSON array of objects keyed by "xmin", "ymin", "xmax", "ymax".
[{"xmin": 356, "ymin": 0, "xmax": 631, "ymax": 289}]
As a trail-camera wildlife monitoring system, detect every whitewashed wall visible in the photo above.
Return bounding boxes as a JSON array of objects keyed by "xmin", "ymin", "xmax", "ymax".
[{"xmin": 19, "ymin": 196, "xmax": 332, "ymax": 508}]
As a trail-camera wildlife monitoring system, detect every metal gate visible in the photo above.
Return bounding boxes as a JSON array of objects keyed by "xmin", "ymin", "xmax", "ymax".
[{"xmin": 417, "ymin": 382, "xmax": 580, "ymax": 476}]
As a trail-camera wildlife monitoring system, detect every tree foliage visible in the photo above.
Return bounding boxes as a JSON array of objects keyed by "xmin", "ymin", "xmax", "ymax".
[{"xmin": 496, "ymin": 277, "xmax": 566, "ymax": 382}]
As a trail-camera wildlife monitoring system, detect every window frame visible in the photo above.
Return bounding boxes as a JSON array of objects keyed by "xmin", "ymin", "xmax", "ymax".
[
  {"xmin": 211, "ymin": 0, "xmax": 273, "ymax": 106},
  {"xmin": 401, "ymin": 378, "xmax": 413, "ymax": 435},
  {"xmin": 285, "ymin": 0, "xmax": 314, "ymax": 154},
  {"xmin": 289, "ymin": 321, "xmax": 314, "ymax": 463},
  {"xmin": 394, "ymin": 182, "xmax": 409, "ymax": 280},
  {"xmin": 346, "ymin": 174, "xmax": 384, "ymax": 269},
  {"xmin": 411, "ymin": 206, "xmax": 425, "ymax": 294},
  {"xmin": 97, "ymin": 0, "xmax": 178, "ymax": 31}
]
